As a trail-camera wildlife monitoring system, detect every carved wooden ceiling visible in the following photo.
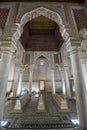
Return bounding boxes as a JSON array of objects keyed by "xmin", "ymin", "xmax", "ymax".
[
  {"xmin": 20, "ymin": 16, "xmax": 64, "ymax": 51},
  {"xmin": 0, "ymin": 0, "xmax": 85, "ymax": 3},
  {"xmin": 29, "ymin": 16, "xmax": 56, "ymax": 30}
]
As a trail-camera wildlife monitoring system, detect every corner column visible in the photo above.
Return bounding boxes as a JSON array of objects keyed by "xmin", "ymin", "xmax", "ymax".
[
  {"xmin": 12, "ymin": 66, "xmax": 20, "ymax": 97},
  {"xmin": 16, "ymin": 68, "xmax": 24, "ymax": 96},
  {"xmin": 70, "ymin": 47, "xmax": 87, "ymax": 130},
  {"xmin": 80, "ymin": 58, "xmax": 87, "ymax": 90},
  {"xmin": 60, "ymin": 68, "xmax": 66, "ymax": 97},
  {"xmin": 29, "ymin": 64, "xmax": 34, "ymax": 94},
  {"xmin": 64, "ymin": 66, "xmax": 71, "ymax": 98},
  {"xmin": 51, "ymin": 68, "xmax": 55, "ymax": 94},
  {"xmin": 0, "ymin": 50, "xmax": 13, "ymax": 122}
]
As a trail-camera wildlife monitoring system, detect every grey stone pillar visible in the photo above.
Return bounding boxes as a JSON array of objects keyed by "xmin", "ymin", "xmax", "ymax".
[
  {"xmin": 70, "ymin": 47, "xmax": 87, "ymax": 130},
  {"xmin": 16, "ymin": 68, "xmax": 24, "ymax": 96},
  {"xmin": 51, "ymin": 68, "xmax": 55, "ymax": 94},
  {"xmin": 64, "ymin": 66, "xmax": 71, "ymax": 98},
  {"xmin": 60, "ymin": 69, "xmax": 66, "ymax": 97},
  {"xmin": 0, "ymin": 50, "xmax": 13, "ymax": 122},
  {"xmin": 7, "ymin": 55, "xmax": 15, "ymax": 96},
  {"xmin": 29, "ymin": 65, "xmax": 34, "ymax": 94},
  {"xmin": 81, "ymin": 58, "xmax": 87, "ymax": 90},
  {"xmin": 12, "ymin": 67, "xmax": 20, "ymax": 97}
]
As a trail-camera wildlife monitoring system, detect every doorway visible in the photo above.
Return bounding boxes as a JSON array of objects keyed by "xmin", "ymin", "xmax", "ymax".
[{"xmin": 39, "ymin": 80, "xmax": 45, "ymax": 93}]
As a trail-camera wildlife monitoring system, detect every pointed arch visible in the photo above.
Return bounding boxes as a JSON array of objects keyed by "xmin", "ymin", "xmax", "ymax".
[
  {"xmin": 34, "ymin": 55, "xmax": 49, "ymax": 65},
  {"xmin": 17, "ymin": 7, "xmax": 66, "ymax": 38}
]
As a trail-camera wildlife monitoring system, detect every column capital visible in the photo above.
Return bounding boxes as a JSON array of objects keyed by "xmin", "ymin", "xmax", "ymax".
[
  {"xmin": 0, "ymin": 40, "xmax": 17, "ymax": 54},
  {"xmin": 15, "ymin": 66, "xmax": 21, "ymax": 72},
  {"xmin": 63, "ymin": 65, "xmax": 70, "ymax": 71},
  {"xmin": 80, "ymin": 53, "xmax": 87, "ymax": 64},
  {"xmin": 29, "ymin": 63, "xmax": 35, "ymax": 70},
  {"xmin": 80, "ymin": 58, "xmax": 87, "ymax": 64},
  {"xmin": 79, "ymin": 47, "xmax": 87, "ymax": 64},
  {"xmin": 79, "ymin": 28, "xmax": 87, "ymax": 40},
  {"xmin": 15, "ymin": 57, "xmax": 23, "ymax": 68},
  {"xmin": 81, "ymin": 39, "xmax": 87, "ymax": 49},
  {"xmin": 69, "ymin": 47, "xmax": 79, "ymax": 56},
  {"xmin": 65, "ymin": 37, "xmax": 81, "ymax": 53},
  {"xmin": 49, "ymin": 64, "xmax": 55, "ymax": 70},
  {"xmin": 58, "ymin": 65, "xmax": 64, "ymax": 72},
  {"xmin": 0, "ymin": 25, "xmax": 18, "ymax": 53},
  {"xmin": 20, "ymin": 67, "xmax": 25, "ymax": 73},
  {"xmin": 63, "ymin": 27, "xmax": 80, "ymax": 44}
]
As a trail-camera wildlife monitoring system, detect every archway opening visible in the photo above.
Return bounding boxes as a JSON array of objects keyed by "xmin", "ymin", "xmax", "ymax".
[{"xmin": 20, "ymin": 15, "xmax": 64, "ymax": 51}]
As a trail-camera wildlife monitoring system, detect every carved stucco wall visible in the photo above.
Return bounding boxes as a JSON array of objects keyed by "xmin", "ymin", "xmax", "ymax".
[
  {"xmin": 16, "ymin": 3, "xmax": 69, "ymax": 27},
  {"xmin": 0, "ymin": 2, "xmax": 86, "ymax": 35},
  {"xmin": 16, "ymin": 3, "xmax": 83, "ymax": 30},
  {"xmin": 1, "ymin": 2, "xmax": 85, "ymax": 93},
  {"xmin": 0, "ymin": 2, "xmax": 85, "ymax": 37}
]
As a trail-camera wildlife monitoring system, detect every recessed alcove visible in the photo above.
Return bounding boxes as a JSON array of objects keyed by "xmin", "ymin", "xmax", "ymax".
[{"xmin": 20, "ymin": 15, "xmax": 64, "ymax": 51}]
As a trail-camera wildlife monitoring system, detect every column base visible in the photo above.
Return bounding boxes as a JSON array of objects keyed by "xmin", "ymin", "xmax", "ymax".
[
  {"xmin": 11, "ymin": 99, "xmax": 22, "ymax": 113},
  {"xmin": 59, "ymin": 98, "xmax": 70, "ymax": 112},
  {"xmin": 37, "ymin": 94, "xmax": 46, "ymax": 112}
]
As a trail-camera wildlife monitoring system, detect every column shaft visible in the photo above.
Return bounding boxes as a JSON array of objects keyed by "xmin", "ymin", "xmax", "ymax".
[
  {"xmin": 81, "ymin": 59, "xmax": 87, "ymax": 90},
  {"xmin": 51, "ymin": 69, "xmax": 55, "ymax": 94},
  {"xmin": 29, "ymin": 68, "xmax": 33, "ymax": 94},
  {"xmin": 17, "ymin": 70, "xmax": 23, "ymax": 96},
  {"xmin": 13, "ymin": 68, "xmax": 20, "ymax": 97},
  {"xmin": 0, "ymin": 50, "xmax": 12, "ymax": 121},
  {"xmin": 61, "ymin": 71, "xmax": 66, "ymax": 97},
  {"xmin": 70, "ymin": 48, "xmax": 87, "ymax": 129},
  {"xmin": 64, "ymin": 68, "xmax": 71, "ymax": 97}
]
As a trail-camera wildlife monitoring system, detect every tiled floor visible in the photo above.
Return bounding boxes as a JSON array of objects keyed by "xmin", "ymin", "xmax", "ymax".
[{"xmin": 3, "ymin": 93, "xmax": 77, "ymax": 129}]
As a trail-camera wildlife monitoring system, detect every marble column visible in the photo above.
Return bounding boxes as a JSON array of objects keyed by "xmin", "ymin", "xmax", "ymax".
[
  {"xmin": 0, "ymin": 53, "xmax": 2, "ymax": 71},
  {"xmin": 16, "ymin": 68, "xmax": 24, "ymax": 96},
  {"xmin": 0, "ymin": 50, "xmax": 13, "ymax": 122},
  {"xmin": 70, "ymin": 47, "xmax": 87, "ymax": 130},
  {"xmin": 51, "ymin": 68, "xmax": 55, "ymax": 94},
  {"xmin": 12, "ymin": 67, "xmax": 20, "ymax": 97},
  {"xmin": 64, "ymin": 66, "xmax": 71, "ymax": 98},
  {"xmin": 29, "ymin": 65, "xmax": 34, "ymax": 94},
  {"xmin": 7, "ymin": 55, "xmax": 15, "ymax": 97},
  {"xmin": 60, "ymin": 69, "xmax": 66, "ymax": 97},
  {"xmin": 81, "ymin": 58, "xmax": 87, "ymax": 91}
]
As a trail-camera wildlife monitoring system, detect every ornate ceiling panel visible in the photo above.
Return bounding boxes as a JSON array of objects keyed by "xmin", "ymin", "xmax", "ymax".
[{"xmin": 29, "ymin": 15, "xmax": 56, "ymax": 30}]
